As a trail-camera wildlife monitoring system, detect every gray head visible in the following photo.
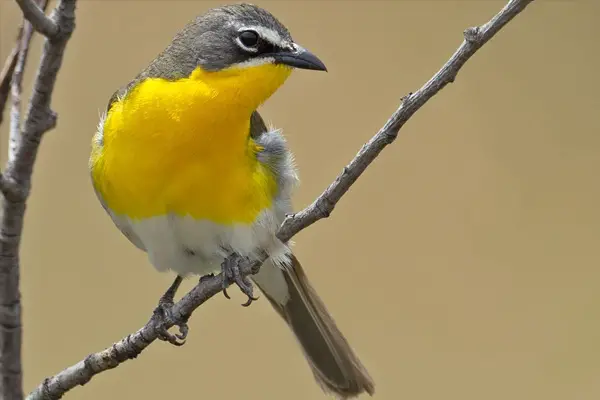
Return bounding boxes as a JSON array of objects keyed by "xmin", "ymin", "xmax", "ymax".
[{"xmin": 144, "ymin": 3, "xmax": 326, "ymax": 80}]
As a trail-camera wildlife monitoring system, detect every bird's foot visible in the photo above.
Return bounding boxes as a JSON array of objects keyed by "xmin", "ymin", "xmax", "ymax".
[
  {"xmin": 150, "ymin": 276, "xmax": 189, "ymax": 346},
  {"xmin": 221, "ymin": 254, "xmax": 259, "ymax": 307}
]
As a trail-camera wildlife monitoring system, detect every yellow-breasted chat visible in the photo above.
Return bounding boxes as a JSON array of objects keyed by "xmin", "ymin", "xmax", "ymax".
[{"xmin": 89, "ymin": 4, "xmax": 373, "ymax": 398}]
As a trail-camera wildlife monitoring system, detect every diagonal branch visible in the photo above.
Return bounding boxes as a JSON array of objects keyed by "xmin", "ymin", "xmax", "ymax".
[
  {"xmin": 15, "ymin": 0, "xmax": 58, "ymax": 38},
  {"xmin": 277, "ymin": 0, "xmax": 534, "ymax": 240},
  {"xmin": 25, "ymin": 0, "xmax": 535, "ymax": 399}
]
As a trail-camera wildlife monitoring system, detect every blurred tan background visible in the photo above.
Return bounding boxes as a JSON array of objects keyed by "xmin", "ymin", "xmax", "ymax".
[{"xmin": 1, "ymin": 0, "xmax": 600, "ymax": 399}]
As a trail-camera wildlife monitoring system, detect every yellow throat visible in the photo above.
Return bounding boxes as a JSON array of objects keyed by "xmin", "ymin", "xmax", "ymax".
[{"xmin": 90, "ymin": 63, "xmax": 293, "ymax": 224}]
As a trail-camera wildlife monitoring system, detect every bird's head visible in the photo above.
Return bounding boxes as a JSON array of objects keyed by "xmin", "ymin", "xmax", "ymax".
[
  {"xmin": 169, "ymin": 3, "xmax": 327, "ymax": 107},
  {"xmin": 191, "ymin": 3, "xmax": 326, "ymax": 72}
]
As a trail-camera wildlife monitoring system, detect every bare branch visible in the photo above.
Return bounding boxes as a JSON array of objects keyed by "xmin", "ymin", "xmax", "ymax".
[
  {"xmin": 25, "ymin": 0, "xmax": 535, "ymax": 398},
  {"xmin": 0, "ymin": 30, "xmax": 22, "ymax": 127},
  {"xmin": 9, "ymin": 14, "xmax": 36, "ymax": 167},
  {"xmin": 0, "ymin": 1, "xmax": 49, "ymax": 197},
  {"xmin": 14, "ymin": 0, "xmax": 58, "ymax": 38},
  {"xmin": 279, "ymin": 0, "xmax": 534, "ymax": 240},
  {"xmin": 0, "ymin": 1, "xmax": 76, "ymax": 399}
]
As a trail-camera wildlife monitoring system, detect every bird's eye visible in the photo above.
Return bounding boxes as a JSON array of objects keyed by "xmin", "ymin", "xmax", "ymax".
[{"xmin": 239, "ymin": 30, "xmax": 259, "ymax": 48}]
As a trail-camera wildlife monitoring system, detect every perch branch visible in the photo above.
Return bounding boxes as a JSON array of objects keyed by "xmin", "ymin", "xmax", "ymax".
[
  {"xmin": 15, "ymin": 0, "xmax": 58, "ymax": 38},
  {"xmin": 0, "ymin": 1, "xmax": 76, "ymax": 399},
  {"xmin": 26, "ymin": 0, "xmax": 535, "ymax": 399}
]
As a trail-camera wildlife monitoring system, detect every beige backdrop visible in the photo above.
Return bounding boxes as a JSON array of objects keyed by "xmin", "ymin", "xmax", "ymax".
[{"xmin": 1, "ymin": 1, "xmax": 600, "ymax": 399}]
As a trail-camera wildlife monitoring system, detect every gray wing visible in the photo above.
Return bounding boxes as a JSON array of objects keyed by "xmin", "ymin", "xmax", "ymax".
[{"xmin": 250, "ymin": 110, "xmax": 268, "ymax": 139}]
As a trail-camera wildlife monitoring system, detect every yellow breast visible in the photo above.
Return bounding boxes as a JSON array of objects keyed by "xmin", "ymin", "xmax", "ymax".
[{"xmin": 90, "ymin": 63, "xmax": 292, "ymax": 225}]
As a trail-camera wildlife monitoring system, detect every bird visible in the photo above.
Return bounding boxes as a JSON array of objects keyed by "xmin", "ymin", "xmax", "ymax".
[{"xmin": 89, "ymin": 3, "xmax": 374, "ymax": 398}]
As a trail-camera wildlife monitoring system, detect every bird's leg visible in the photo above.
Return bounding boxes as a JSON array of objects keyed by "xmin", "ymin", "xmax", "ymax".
[
  {"xmin": 150, "ymin": 275, "xmax": 189, "ymax": 346},
  {"xmin": 221, "ymin": 253, "xmax": 259, "ymax": 307},
  {"xmin": 159, "ymin": 275, "xmax": 183, "ymax": 305}
]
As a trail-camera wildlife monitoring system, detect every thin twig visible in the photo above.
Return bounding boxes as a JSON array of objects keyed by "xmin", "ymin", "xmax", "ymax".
[
  {"xmin": 14, "ymin": 0, "xmax": 58, "ymax": 38},
  {"xmin": 0, "ymin": 1, "xmax": 48, "ymax": 196},
  {"xmin": 25, "ymin": 0, "xmax": 535, "ymax": 399},
  {"xmin": 0, "ymin": 30, "xmax": 22, "ymax": 127},
  {"xmin": 8, "ymin": 0, "xmax": 49, "ymax": 169},
  {"xmin": 278, "ymin": 0, "xmax": 534, "ymax": 240},
  {"xmin": 10, "ymin": 20, "xmax": 34, "ymax": 167},
  {"xmin": 0, "ymin": 1, "xmax": 76, "ymax": 399}
]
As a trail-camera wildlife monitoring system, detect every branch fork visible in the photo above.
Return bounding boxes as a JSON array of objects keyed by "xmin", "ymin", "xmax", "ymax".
[{"xmin": 15, "ymin": 0, "xmax": 59, "ymax": 38}]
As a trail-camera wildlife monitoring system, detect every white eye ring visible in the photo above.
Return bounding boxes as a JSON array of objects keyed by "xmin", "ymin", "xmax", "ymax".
[{"xmin": 235, "ymin": 30, "xmax": 260, "ymax": 53}]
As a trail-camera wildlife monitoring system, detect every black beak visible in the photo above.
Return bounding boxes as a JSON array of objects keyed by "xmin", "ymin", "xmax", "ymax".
[{"xmin": 271, "ymin": 46, "xmax": 327, "ymax": 72}]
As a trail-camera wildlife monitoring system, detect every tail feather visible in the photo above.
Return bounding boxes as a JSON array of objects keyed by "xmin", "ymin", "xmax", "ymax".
[{"xmin": 253, "ymin": 254, "xmax": 374, "ymax": 398}]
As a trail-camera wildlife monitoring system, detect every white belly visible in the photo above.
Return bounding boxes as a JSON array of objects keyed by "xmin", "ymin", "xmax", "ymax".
[
  {"xmin": 114, "ymin": 208, "xmax": 288, "ymax": 277},
  {"xmin": 113, "ymin": 208, "xmax": 293, "ymax": 305}
]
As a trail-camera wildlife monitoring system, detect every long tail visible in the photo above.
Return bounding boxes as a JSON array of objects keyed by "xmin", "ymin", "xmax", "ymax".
[{"xmin": 252, "ymin": 254, "xmax": 375, "ymax": 398}]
